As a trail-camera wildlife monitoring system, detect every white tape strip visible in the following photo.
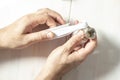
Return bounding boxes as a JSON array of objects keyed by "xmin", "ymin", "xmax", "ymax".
[{"xmin": 48, "ymin": 22, "xmax": 88, "ymax": 39}]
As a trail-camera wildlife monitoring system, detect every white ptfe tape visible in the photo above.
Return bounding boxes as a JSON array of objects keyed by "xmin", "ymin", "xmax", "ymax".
[{"xmin": 48, "ymin": 22, "xmax": 88, "ymax": 39}]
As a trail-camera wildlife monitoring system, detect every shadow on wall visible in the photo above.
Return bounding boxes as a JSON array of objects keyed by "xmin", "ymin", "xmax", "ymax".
[{"xmin": 63, "ymin": 30, "xmax": 120, "ymax": 80}]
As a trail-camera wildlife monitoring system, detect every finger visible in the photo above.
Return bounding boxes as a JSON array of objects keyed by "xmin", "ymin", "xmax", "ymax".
[
  {"xmin": 69, "ymin": 38, "xmax": 97, "ymax": 62},
  {"xmin": 73, "ymin": 39, "xmax": 97, "ymax": 60},
  {"xmin": 38, "ymin": 8, "xmax": 65, "ymax": 24},
  {"xmin": 81, "ymin": 38, "xmax": 97, "ymax": 56},
  {"xmin": 24, "ymin": 30, "xmax": 55, "ymax": 44},
  {"xmin": 24, "ymin": 13, "xmax": 57, "ymax": 29},
  {"xmin": 73, "ymin": 45, "xmax": 82, "ymax": 51},
  {"xmin": 46, "ymin": 16, "xmax": 57, "ymax": 28},
  {"xmin": 63, "ymin": 30, "xmax": 85, "ymax": 53},
  {"xmin": 48, "ymin": 10, "xmax": 65, "ymax": 24},
  {"xmin": 22, "ymin": 14, "xmax": 46, "ymax": 29}
]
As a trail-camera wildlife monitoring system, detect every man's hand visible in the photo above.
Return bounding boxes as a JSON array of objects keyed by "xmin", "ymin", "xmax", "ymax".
[
  {"xmin": 36, "ymin": 29, "xmax": 97, "ymax": 80},
  {"xmin": 0, "ymin": 8, "xmax": 65, "ymax": 49}
]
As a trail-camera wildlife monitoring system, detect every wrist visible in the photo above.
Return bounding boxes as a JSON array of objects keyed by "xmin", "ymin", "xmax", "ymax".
[{"xmin": 35, "ymin": 67, "xmax": 62, "ymax": 80}]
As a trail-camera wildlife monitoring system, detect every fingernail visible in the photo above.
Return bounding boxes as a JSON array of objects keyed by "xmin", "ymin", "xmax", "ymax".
[{"xmin": 47, "ymin": 32, "xmax": 54, "ymax": 39}]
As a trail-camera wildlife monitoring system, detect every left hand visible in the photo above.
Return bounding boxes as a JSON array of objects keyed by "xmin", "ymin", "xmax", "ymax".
[{"xmin": 0, "ymin": 8, "xmax": 65, "ymax": 49}]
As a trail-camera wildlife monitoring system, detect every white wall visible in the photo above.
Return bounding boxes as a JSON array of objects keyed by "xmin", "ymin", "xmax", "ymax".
[
  {"xmin": 63, "ymin": 0, "xmax": 120, "ymax": 80},
  {"xmin": 0, "ymin": 0, "xmax": 120, "ymax": 80}
]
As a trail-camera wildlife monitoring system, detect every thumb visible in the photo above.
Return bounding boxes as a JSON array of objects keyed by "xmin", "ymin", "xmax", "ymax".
[
  {"xmin": 26, "ymin": 30, "xmax": 55, "ymax": 43},
  {"xmin": 63, "ymin": 30, "xmax": 84, "ymax": 53}
]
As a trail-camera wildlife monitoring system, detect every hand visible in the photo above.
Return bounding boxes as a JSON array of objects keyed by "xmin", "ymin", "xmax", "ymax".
[
  {"xmin": 0, "ymin": 8, "xmax": 65, "ymax": 49},
  {"xmin": 36, "ymin": 25, "xmax": 97, "ymax": 80}
]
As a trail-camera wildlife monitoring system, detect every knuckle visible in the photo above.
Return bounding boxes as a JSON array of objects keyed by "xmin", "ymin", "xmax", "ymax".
[
  {"xmin": 36, "ymin": 8, "xmax": 50, "ymax": 14},
  {"xmin": 44, "ymin": 14, "xmax": 49, "ymax": 18},
  {"xmin": 62, "ymin": 45, "xmax": 70, "ymax": 52},
  {"xmin": 44, "ymin": 8, "xmax": 50, "ymax": 11},
  {"xmin": 38, "ymin": 32, "xmax": 47, "ymax": 40},
  {"xmin": 23, "ymin": 14, "xmax": 32, "ymax": 22},
  {"xmin": 71, "ymin": 38, "xmax": 79, "ymax": 46},
  {"xmin": 39, "ymin": 14, "xmax": 48, "ymax": 24},
  {"xmin": 47, "ymin": 17, "xmax": 55, "ymax": 24},
  {"xmin": 40, "ymin": 8, "xmax": 50, "ymax": 13},
  {"xmin": 56, "ymin": 46, "xmax": 69, "ymax": 55}
]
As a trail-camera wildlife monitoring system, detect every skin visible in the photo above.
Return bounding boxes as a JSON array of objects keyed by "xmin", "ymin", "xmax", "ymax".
[
  {"xmin": 0, "ymin": 8, "xmax": 65, "ymax": 49},
  {"xmin": 0, "ymin": 8, "xmax": 97, "ymax": 80},
  {"xmin": 36, "ymin": 30, "xmax": 97, "ymax": 80}
]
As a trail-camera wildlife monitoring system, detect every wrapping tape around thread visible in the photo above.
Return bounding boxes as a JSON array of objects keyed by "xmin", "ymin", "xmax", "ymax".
[{"xmin": 48, "ymin": 22, "xmax": 96, "ymax": 40}]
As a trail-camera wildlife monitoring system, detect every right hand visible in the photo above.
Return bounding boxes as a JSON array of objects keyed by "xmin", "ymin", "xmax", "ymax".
[
  {"xmin": 0, "ymin": 8, "xmax": 65, "ymax": 49},
  {"xmin": 36, "ymin": 29, "xmax": 97, "ymax": 80}
]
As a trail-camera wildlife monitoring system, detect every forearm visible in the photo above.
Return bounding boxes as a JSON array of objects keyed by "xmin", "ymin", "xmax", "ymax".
[
  {"xmin": 35, "ymin": 67, "xmax": 62, "ymax": 80},
  {"xmin": 0, "ymin": 28, "xmax": 6, "ymax": 49}
]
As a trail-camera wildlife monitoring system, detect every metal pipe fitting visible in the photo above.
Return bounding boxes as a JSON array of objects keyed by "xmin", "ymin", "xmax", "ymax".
[{"xmin": 82, "ymin": 26, "xmax": 96, "ymax": 39}]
